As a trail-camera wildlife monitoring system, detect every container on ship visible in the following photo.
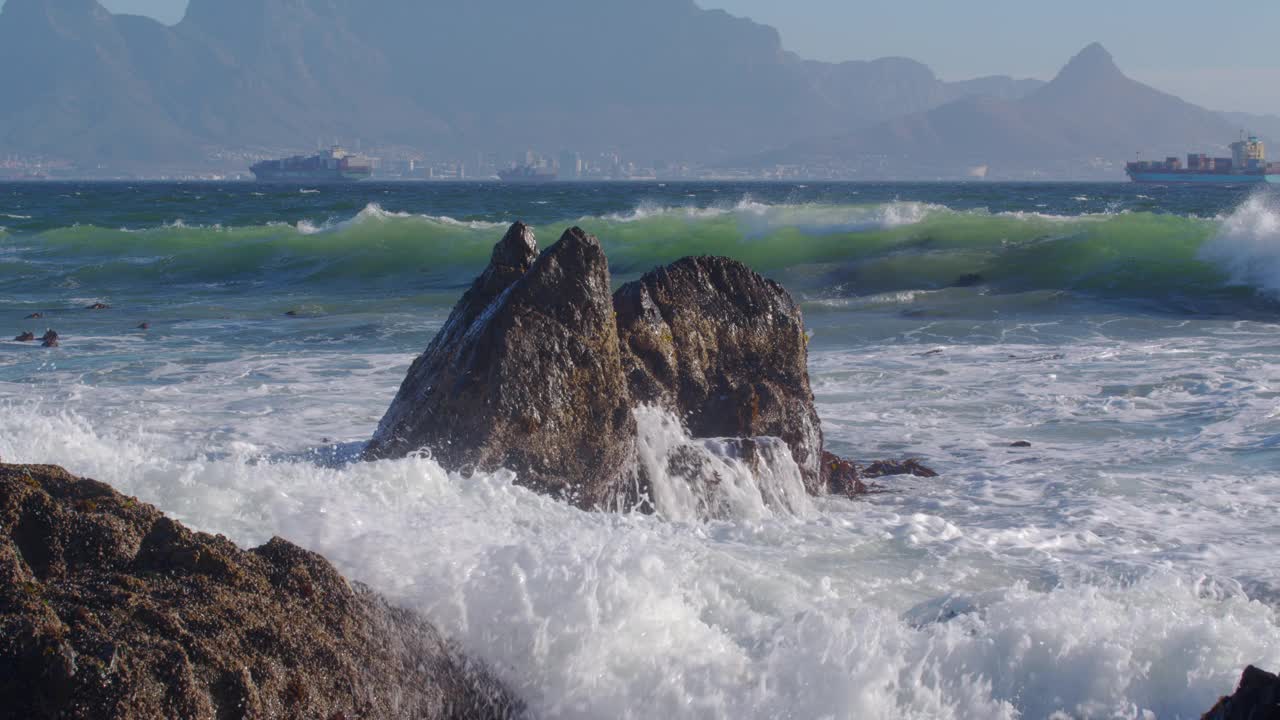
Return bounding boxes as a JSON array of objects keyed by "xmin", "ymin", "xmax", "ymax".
[{"xmin": 250, "ymin": 147, "xmax": 374, "ymax": 183}]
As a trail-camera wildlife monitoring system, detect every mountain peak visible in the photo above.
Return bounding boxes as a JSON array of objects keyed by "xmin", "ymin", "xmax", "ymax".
[{"xmin": 1056, "ymin": 42, "xmax": 1120, "ymax": 80}]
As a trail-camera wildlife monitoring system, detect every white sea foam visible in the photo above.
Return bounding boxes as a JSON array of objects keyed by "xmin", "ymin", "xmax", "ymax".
[
  {"xmin": 1200, "ymin": 193, "xmax": 1280, "ymax": 295},
  {"xmin": 634, "ymin": 406, "xmax": 812, "ymax": 522},
  {"xmin": 3, "ymin": 305, "xmax": 1279, "ymax": 718}
]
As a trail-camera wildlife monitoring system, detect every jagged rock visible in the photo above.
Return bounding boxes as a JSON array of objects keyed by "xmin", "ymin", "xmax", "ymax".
[
  {"xmin": 862, "ymin": 459, "xmax": 939, "ymax": 479},
  {"xmin": 367, "ymin": 224, "xmax": 637, "ymax": 510},
  {"xmin": 0, "ymin": 464, "xmax": 521, "ymax": 720},
  {"xmin": 1203, "ymin": 666, "xmax": 1280, "ymax": 720},
  {"xmin": 614, "ymin": 256, "xmax": 824, "ymax": 494},
  {"xmin": 821, "ymin": 451, "xmax": 867, "ymax": 497}
]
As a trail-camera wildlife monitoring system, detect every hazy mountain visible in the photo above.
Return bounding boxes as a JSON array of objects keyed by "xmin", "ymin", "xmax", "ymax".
[
  {"xmin": 799, "ymin": 57, "xmax": 1041, "ymax": 131},
  {"xmin": 0, "ymin": 0, "xmax": 1040, "ymax": 173},
  {"xmin": 754, "ymin": 44, "xmax": 1240, "ymax": 179}
]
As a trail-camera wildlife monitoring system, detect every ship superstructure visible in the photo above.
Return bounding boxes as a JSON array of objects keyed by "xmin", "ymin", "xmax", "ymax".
[
  {"xmin": 250, "ymin": 147, "xmax": 373, "ymax": 183},
  {"xmin": 1126, "ymin": 135, "xmax": 1280, "ymax": 184}
]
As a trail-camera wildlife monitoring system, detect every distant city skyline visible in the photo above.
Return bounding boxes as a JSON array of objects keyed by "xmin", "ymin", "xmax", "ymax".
[{"xmin": 3, "ymin": 0, "xmax": 1280, "ymax": 115}]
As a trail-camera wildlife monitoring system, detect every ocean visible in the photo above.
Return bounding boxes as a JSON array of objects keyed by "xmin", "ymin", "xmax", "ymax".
[{"xmin": 2, "ymin": 181, "xmax": 1279, "ymax": 718}]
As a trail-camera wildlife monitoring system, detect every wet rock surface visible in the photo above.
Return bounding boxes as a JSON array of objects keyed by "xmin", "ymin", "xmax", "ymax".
[
  {"xmin": 861, "ymin": 459, "xmax": 939, "ymax": 479},
  {"xmin": 614, "ymin": 256, "xmax": 824, "ymax": 494},
  {"xmin": 821, "ymin": 451, "xmax": 868, "ymax": 497},
  {"xmin": 1203, "ymin": 666, "xmax": 1280, "ymax": 720},
  {"xmin": 367, "ymin": 225, "xmax": 637, "ymax": 511},
  {"xmin": 0, "ymin": 464, "xmax": 521, "ymax": 720},
  {"xmin": 369, "ymin": 223, "xmax": 937, "ymax": 511}
]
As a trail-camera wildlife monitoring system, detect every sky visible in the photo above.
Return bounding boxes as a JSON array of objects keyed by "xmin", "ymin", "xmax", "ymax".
[{"xmin": 12, "ymin": 0, "xmax": 1280, "ymax": 115}]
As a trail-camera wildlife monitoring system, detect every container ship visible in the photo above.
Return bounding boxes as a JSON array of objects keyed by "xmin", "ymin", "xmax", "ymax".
[
  {"xmin": 497, "ymin": 164, "xmax": 557, "ymax": 183},
  {"xmin": 250, "ymin": 147, "xmax": 373, "ymax": 183},
  {"xmin": 1126, "ymin": 135, "xmax": 1280, "ymax": 184}
]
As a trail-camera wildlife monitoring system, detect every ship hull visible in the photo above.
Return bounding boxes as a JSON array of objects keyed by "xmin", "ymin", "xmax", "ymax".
[
  {"xmin": 250, "ymin": 169, "xmax": 371, "ymax": 183},
  {"xmin": 1127, "ymin": 172, "xmax": 1280, "ymax": 184},
  {"xmin": 497, "ymin": 174, "xmax": 557, "ymax": 183}
]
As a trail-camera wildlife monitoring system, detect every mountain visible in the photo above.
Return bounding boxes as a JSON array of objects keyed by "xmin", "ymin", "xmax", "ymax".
[
  {"xmin": 754, "ymin": 44, "xmax": 1240, "ymax": 179},
  {"xmin": 0, "ymin": 0, "xmax": 1040, "ymax": 174}
]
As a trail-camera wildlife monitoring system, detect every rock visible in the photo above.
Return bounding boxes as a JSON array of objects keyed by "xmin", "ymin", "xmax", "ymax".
[
  {"xmin": 0, "ymin": 464, "xmax": 521, "ymax": 720},
  {"xmin": 367, "ymin": 224, "xmax": 637, "ymax": 511},
  {"xmin": 862, "ymin": 459, "xmax": 939, "ymax": 479},
  {"xmin": 13, "ymin": 332, "xmax": 34, "ymax": 342},
  {"xmin": 86, "ymin": 303, "xmax": 110, "ymax": 311},
  {"xmin": 1010, "ymin": 441, "xmax": 1032, "ymax": 448},
  {"xmin": 614, "ymin": 256, "xmax": 824, "ymax": 493},
  {"xmin": 25, "ymin": 312, "xmax": 43, "ymax": 319},
  {"xmin": 821, "ymin": 451, "xmax": 868, "ymax": 497},
  {"xmin": 1202, "ymin": 666, "xmax": 1280, "ymax": 720}
]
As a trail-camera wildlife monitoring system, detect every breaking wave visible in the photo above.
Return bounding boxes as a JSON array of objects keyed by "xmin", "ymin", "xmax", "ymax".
[{"xmin": 2, "ymin": 197, "xmax": 1277, "ymax": 312}]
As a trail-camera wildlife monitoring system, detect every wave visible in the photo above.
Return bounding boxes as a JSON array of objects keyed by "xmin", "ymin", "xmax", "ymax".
[
  {"xmin": 2, "ymin": 198, "xmax": 1277, "ymax": 311},
  {"xmin": 1199, "ymin": 193, "xmax": 1280, "ymax": 296},
  {"xmin": 2, "ymin": 402, "xmax": 1276, "ymax": 719}
]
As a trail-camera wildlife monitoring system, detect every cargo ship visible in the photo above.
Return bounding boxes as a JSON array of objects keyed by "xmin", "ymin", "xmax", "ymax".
[
  {"xmin": 497, "ymin": 164, "xmax": 557, "ymax": 183},
  {"xmin": 1126, "ymin": 135, "xmax": 1280, "ymax": 184},
  {"xmin": 250, "ymin": 147, "xmax": 373, "ymax": 183}
]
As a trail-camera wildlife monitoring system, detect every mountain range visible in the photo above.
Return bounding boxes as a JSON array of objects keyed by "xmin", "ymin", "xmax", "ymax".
[
  {"xmin": 753, "ymin": 44, "xmax": 1257, "ymax": 178},
  {"xmin": 0, "ymin": 0, "xmax": 1269, "ymax": 178}
]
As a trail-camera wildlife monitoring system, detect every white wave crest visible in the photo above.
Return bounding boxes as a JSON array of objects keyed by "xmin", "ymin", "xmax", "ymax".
[
  {"xmin": 601, "ymin": 198, "xmax": 940, "ymax": 238},
  {"xmin": 1200, "ymin": 193, "xmax": 1280, "ymax": 295}
]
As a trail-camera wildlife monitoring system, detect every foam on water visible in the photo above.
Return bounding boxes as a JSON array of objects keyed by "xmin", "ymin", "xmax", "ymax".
[
  {"xmin": 1200, "ymin": 193, "xmax": 1280, "ymax": 296},
  {"xmin": 1, "ymin": 396, "xmax": 1276, "ymax": 719},
  {"xmin": 633, "ymin": 406, "xmax": 813, "ymax": 522},
  {"xmin": 4, "ymin": 299, "xmax": 1280, "ymax": 718}
]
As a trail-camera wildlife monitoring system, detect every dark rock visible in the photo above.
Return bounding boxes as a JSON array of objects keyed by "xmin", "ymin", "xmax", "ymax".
[
  {"xmin": 821, "ymin": 451, "xmax": 868, "ymax": 497},
  {"xmin": 86, "ymin": 303, "xmax": 111, "ymax": 311},
  {"xmin": 0, "ymin": 464, "xmax": 522, "ymax": 720},
  {"xmin": 367, "ymin": 224, "xmax": 637, "ymax": 511},
  {"xmin": 862, "ymin": 459, "xmax": 939, "ymax": 479},
  {"xmin": 614, "ymin": 256, "xmax": 823, "ymax": 494},
  {"xmin": 25, "ymin": 312, "xmax": 43, "ymax": 320},
  {"xmin": 13, "ymin": 332, "xmax": 34, "ymax": 342},
  {"xmin": 1202, "ymin": 666, "xmax": 1280, "ymax": 720},
  {"xmin": 1010, "ymin": 441, "xmax": 1032, "ymax": 448}
]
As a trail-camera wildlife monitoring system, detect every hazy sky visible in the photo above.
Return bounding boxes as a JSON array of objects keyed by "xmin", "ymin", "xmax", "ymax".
[{"xmin": 13, "ymin": 0, "xmax": 1280, "ymax": 114}]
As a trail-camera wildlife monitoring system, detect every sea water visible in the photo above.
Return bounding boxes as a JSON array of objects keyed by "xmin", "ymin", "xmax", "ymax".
[{"xmin": 2, "ymin": 181, "xmax": 1278, "ymax": 718}]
